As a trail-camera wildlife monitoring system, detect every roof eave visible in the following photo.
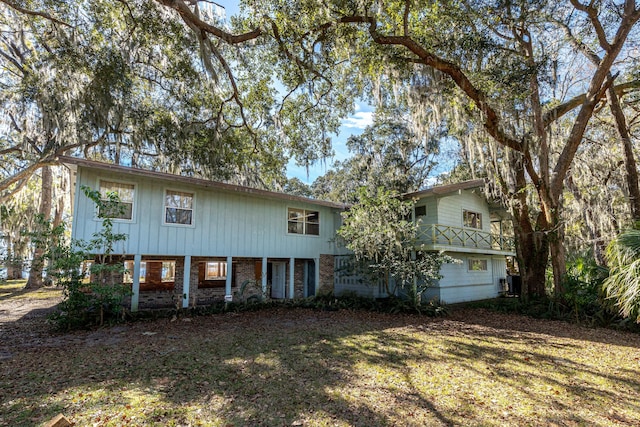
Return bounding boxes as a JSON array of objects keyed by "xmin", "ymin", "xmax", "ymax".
[{"xmin": 57, "ymin": 156, "xmax": 348, "ymax": 210}]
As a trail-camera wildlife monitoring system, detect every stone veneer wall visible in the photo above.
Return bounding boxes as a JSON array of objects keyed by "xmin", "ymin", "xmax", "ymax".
[{"xmin": 318, "ymin": 254, "xmax": 335, "ymax": 295}]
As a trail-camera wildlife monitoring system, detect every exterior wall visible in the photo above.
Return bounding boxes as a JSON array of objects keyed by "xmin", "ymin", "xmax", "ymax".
[
  {"xmin": 333, "ymin": 255, "xmax": 385, "ymax": 298},
  {"xmin": 414, "ymin": 199, "xmax": 438, "ymax": 225},
  {"xmin": 335, "ymin": 256, "xmax": 367, "ymax": 297},
  {"xmin": 432, "ymin": 254, "xmax": 507, "ymax": 304},
  {"xmin": 137, "ymin": 256, "xmax": 184, "ymax": 310},
  {"xmin": 318, "ymin": 254, "xmax": 335, "ymax": 295},
  {"xmin": 427, "ymin": 190, "xmax": 491, "ymax": 232},
  {"xmin": 294, "ymin": 259, "xmax": 305, "ymax": 298},
  {"xmin": 72, "ymin": 168, "xmax": 342, "ymax": 259}
]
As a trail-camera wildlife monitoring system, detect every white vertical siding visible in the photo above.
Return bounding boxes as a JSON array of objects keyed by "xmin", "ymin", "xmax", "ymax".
[
  {"xmin": 437, "ymin": 253, "xmax": 503, "ymax": 303},
  {"xmin": 434, "ymin": 191, "xmax": 491, "ymax": 231},
  {"xmin": 492, "ymin": 257, "xmax": 507, "ymax": 294},
  {"xmin": 72, "ymin": 168, "xmax": 341, "ymax": 258}
]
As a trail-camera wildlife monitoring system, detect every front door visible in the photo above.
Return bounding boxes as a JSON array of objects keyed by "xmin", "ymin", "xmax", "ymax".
[{"xmin": 271, "ymin": 262, "xmax": 286, "ymax": 299}]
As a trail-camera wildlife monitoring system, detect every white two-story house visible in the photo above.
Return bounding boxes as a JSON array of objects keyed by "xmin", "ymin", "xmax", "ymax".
[
  {"xmin": 62, "ymin": 156, "xmax": 346, "ymax": 311},
  {"xmin": 63, "ymin": 157, "xmax": 514, "ymax": 309},
  {"xmin": 334, "ymin": 180, "xmax": 516, "ymax": 303}
]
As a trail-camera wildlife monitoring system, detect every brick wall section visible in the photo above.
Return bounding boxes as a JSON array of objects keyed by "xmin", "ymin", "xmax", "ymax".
[
  {"xmin": 318, "ymin": 254, "xmax": 335, "ymax": 295},
  {"xmin": 138, "ymin": 256, "xmax": 184, "ymax": 310},
  {"xmin": 294, "ymin": 259, "xmax": 305, "ymax": 298},
  {"xmin": 188, "ymin": 257, "xmax": 255, "ymax": 306},
  {"xmin": 125, "ymin": 255, "xmax": 336, "ymax": 309},
  {"xmin": 235, "ymin": 259, "xmax": 257, "ymax": 288}
]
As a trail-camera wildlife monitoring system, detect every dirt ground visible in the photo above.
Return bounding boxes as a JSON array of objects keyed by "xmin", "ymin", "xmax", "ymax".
[
  {"xmin": 2, "ymin": 285, "xmax": 639, "ymax": 358},
  {"xmin": 0, "ymin": 285, "xmax": 64, "ymax": 359},
  {"xmin": 2, "ymin": 283, "xmax": 640, "ymax": 427}
]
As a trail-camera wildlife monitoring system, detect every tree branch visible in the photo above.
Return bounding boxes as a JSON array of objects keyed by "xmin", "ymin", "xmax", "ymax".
[
  {"xmin": 0, "ymin": 0, "xmax": 71, "ymax": 27},
  {"xmin": 569, "ymin": 0, "xmax": 612, "ymax": 51},
  {"xmin": 543, "ymin": 80, "xmax": 640, "ymax": 126},
  {"xmin": 153, "ymin": 0, "xmax": 262, "ymax": 44}
]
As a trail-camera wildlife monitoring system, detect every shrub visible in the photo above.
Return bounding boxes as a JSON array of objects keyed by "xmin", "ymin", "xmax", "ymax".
[{"xmin": 47, "ymin": 186, "xmax": 131, "ymax": 330}]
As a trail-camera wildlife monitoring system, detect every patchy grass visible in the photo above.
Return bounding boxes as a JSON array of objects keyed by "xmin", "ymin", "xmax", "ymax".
[
  {"xmin": 0, "ymin": 279, "xmax": 62, "ymax": 301},
  {"xmin": 1, "ymin": 294, "xmax": 639, "ymax": 426}
]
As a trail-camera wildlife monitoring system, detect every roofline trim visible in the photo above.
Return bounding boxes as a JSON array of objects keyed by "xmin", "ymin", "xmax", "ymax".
[{"xmin": 58, "ymin": 156, "xmax": 348, "ymax": 210}]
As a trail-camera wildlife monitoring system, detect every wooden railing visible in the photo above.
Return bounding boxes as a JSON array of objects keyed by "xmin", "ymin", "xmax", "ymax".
[{"xmin": 417, "ymin": 224, "xmax": 515, "ymax": 252}]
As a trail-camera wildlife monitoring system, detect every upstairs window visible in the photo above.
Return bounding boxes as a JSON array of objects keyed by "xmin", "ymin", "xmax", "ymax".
[
  {"xmin": 414, "ymin": 205, "xmax": 427, "ymax": 218},
  {"xmin": 165, "ymin": 190, "xmax": 194, "ymax": 225},
  {"xmin": 463, "ymin": 210, "xmax": 482, "ymax": 229},
  {"xmin": 99, "ymin": 180, "xmax": 134, "ymax": 220},
  {"xmin": 288, "ymin": 208, "xmax": 320, "ymax": 236}
]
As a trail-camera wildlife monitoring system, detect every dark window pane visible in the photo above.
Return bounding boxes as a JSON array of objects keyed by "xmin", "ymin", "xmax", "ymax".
[
  {"xmin": 288, "ymin": 221, "xmax": 304, "ymax": 234},
  {"xmin": 306, "ymin": 223, "xmax": 320, "ymax": 235},
  {"xmin": 100, "ymin": 202, "xmax": 132, "ymax": 220},
  {"xmin": 307, "ymin": 211, "xmax": 319, "ymax": 223},
  {"xmin": 166, "ymin": 208, "xmax": 192, "ymax": 225}
]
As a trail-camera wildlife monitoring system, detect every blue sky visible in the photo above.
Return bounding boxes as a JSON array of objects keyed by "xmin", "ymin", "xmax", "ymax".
[
  {"xmin": 202, "ymin": 1, "xmax": 459, "ymax": 186},
  {"xmin": 286, "ymin": 104, "xmax": 375, "ymax": 184},
  {"xmin": 206, "ymin": 1, "xmax": 375, "ymax": 185}
]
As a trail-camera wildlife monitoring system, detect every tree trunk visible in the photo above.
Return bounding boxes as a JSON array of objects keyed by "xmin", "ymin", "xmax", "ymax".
[
  {"xmin": 607, "ymin": 86, "xmax": 640, "ymax": 222},
  {"xmin": 25, "ymin": 166, "xmax": 53, "ymax": 290},
  {"xmin": 5, "ymin": 246, "xmax": 23, "ymax": 279},
  {"xmin": 548, "ymin": 226, "xmax": 567, "ymax": 295},
  {"xmin": 513, "ymin": 210, "xmax": 549, "ymax": 298}
]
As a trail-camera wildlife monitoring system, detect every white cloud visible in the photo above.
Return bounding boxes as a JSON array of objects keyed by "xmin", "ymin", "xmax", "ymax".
[{"xmin": 342, "ymin": 111, "xmax": 374, "ymax": 129}]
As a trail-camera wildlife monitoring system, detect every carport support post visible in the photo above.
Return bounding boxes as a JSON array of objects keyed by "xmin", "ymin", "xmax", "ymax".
[
  {"xmin": 261, "ymin": 257, "xmax": 268, "ymax": 296},
  {"xmin": 225, "ymin": 256, "xmax": 233, "ymax": 298},
  {"xmin": 182, "ymin": 255, "xmax": 191, "ymax": 308},
  {"xmin": 289, "ymin": 257, "xmax": 295, "ymax": 299},
  {"xmin": 130, "ymin": 254, "xmax": 141, "ymax": 312}
]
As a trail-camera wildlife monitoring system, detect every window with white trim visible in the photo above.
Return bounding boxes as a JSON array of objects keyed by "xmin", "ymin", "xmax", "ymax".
[
  {"xmin": 99, "ymin": 180, "xmax": 135, "ymax": 220},
  {"xmin": 164, "ymin": 190, "xmax": 194, "ymax": 225},
  {"xmin": 288, "ymin": 208, "xmax": 320, "ymax": 236},
  {"xmin": 463, "ymin": 210, "xmax": 482, "ymax": 229},
  {"xmin": 468, "ymin": 259, "xmax": 488, "ymax": 271}
]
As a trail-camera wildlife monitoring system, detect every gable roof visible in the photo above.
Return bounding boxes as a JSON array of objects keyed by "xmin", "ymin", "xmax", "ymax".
[
  {"xmin": 58, "ymin": 156, "xmax": 347, "ymax": 210},
  {"xmin": 403, "ymin": 179, "xmax": 486, "ymax": 199}
]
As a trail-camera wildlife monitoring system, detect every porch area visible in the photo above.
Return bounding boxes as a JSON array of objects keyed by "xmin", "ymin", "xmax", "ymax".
[
  {"xmin": 417, "ymin": 224, "xmax": 515, "ymax": 254},
  {"xmin": 119, "ymin": 254, "xmax": 335, "ymax": 311}
]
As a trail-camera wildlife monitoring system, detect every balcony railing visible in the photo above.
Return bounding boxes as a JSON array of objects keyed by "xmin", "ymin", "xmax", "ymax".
[{"xmin": 417, "ymin": 224, "xmax": 515, "ymax": 252}]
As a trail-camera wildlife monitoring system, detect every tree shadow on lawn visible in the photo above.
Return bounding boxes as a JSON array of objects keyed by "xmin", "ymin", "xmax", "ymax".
[
  {"xmin": 1, "ymin": 308, "xmax": 640, "ymax": 426},
  {"xmin": 1, "ymin": 310, "xmax": 456, "ymax": 426},
  {"xmin": 437, "ymin": 333, "xmax": 640, "ymax": 426},
  {"xmin": 449, "ymin": 306, "xmax": 640, "ymax": 349}
]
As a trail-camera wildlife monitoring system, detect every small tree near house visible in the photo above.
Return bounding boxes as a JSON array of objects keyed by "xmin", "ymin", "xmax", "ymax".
[
  {"xmin": 337, "ymin": 188, "xmax": 456, "ymax": 306},
  {"xmin": 47, "ymin": 186, "xmax": 130, "ymax": 329}
]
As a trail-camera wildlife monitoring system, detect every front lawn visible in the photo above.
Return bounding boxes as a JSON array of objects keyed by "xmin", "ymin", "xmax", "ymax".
[{"xmin": 1, "ymin": 297, "xmax": 639, "ymax": 426}]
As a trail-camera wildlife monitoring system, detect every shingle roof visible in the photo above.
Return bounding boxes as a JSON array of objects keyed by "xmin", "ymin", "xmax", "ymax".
[
  {"xmin": 58, "ymin": 156, "xmax": 347, "ymax": 210},
  {"xmin": 403, "ymin": 179, "xmax": 486, "ymax": 199}
]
